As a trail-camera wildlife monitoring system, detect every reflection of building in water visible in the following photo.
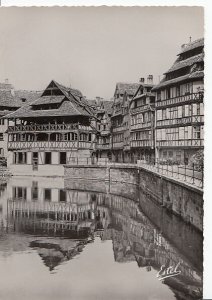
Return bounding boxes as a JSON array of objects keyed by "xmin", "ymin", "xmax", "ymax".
[
  {"xmin": 95, "ymin": 193, "xmax": 202, "ymax": 300},
  {"xmin": 29, "ymin": 239, "xmax": 89, "ymax": 271},
  {"xmin": 1, "ymin": 178, "xmax": 202, "ymax": 297}
]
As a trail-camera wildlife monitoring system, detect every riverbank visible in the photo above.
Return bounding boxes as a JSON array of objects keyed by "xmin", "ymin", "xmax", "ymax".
[{"xmin": 64, "ymin": 164, "xmax": 203, "ymax": 231}]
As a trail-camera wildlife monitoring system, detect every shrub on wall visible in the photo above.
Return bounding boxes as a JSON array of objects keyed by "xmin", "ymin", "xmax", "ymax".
[{"xmin": 189, "ymin": 150, "xmax": 204, "ymax": 171}]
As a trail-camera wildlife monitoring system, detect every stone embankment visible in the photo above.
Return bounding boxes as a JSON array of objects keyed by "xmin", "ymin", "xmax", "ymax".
[{"xmin": 64, "ymin": 163, "xmax": 203, "ymax": 231}]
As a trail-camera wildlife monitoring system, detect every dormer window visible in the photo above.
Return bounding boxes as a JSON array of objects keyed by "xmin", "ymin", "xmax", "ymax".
[{"xmin": 21, "ymin": 98, "xmax": 26, "ymax": 103}]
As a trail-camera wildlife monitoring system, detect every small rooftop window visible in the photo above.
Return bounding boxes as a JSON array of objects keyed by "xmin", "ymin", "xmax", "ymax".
[{"xmin": 21, "ymin": 98, "xmax": 26, "ymax": 103}]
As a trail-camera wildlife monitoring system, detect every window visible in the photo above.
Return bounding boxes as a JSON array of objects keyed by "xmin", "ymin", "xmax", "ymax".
[
  {"xmin": 0, "ymin": 133, "xmax": 4, "ymax": 141},
  {"xmin": 166, "ymin": 88, "xmax": 171, "ymax": 99},
  {"xmin": 31, "ymin": 181, "xmax": 38, "ymax": 200},
  {"xmin": 45, "ymin": 152, "xmax": 52, "ymax": 164},
  {"xmin": 0, "ymin": 119, "xmax": 4, "ymax": 125},
  {"xmin": 157, "ymin": 91, "xmax": 161, "ymax": 101},
  {"xmin": 44, "ymin": 189, "xmax": 51, "ymax": 201},
  {"xmin": 168, "ymin": 151, "xmax": 173, "ymax": 158},
  {"xmin": 59, "ymin": 189, "xmax": 66, "ymax": 202},
  {"xmin": 162, "ymin": 109, "xmax": 166, "ymax": 120},
  {"xmin": 13, "ymin": 186, "xmax": 27, "ymax": 200},
  {"xmin": 176, "ymin": 86, "xmax": 180, "ymax": 97},
  {"xmin": 176, "ymin": 151, "xmax": 181, "ymax": 162},
  {"xmin": 59, "ymin": 152, "xmax": 67, "ymax": 164},
  {"xmin": 193, "ymin": 126, "xmax": 201, "ymax": 139},
  {"xmin": 197, "ymin": 103, "xmax": 200, "ymax": 115},
  {"xmin": 14, "ymin": 152, "xmax": 27, "ymax": 164},
  {"xmin": 184, "ymin": 127, "xmax": 189, "ymax": 139}
]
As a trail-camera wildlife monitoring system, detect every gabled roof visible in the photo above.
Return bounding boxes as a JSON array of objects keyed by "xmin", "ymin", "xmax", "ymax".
[
  {"xmin": 177, "ymin": 38, "xmax": 204, "ymax": 55},
  {"xmin": 4, "ymin": 80, "xmax": 95, "ymax": 119},
  {"xmin": 164, "ymin": 53, "xmax": 204, "ymax": 75},
  {"xmin": 152, "ymin": 71, "xmax": 204, "ymax": 91},
  {"xmin": 131, "ymin": 83, "xmax": 155, "ymax": 101},
  {"xmin": 0, "ymin": 90, "xmax": 20, "ymax": 107},
  {"xmin": 15, "ymin": 90, "xmax": 42, "ymax": 103},
  {"xmin": 31, "ymin": 95, "xmax": 65, "ymax": 106},
  {"xmin": 114, "ymin": 82, "xmax": 140, "ymax": 96},
  {"xmin": 0, "ymin": 89, "xmax": 42, "ymax": 108}
]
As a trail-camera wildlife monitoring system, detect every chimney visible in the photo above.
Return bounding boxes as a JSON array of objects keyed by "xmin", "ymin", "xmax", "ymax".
[
  {"xmin": 147, "ymin": 75, "xmax": 153, "ymax": 84},
  {"xmin": 139, "ymin": 78, "xmax": 145, "ymax": 84},
  {"xmin": 5, "ymin": 78, "xmax": 9, "ymax": 84},
  {"xmin": 96, "ymin": 96, "xmax": 101, "ymax": 106}
]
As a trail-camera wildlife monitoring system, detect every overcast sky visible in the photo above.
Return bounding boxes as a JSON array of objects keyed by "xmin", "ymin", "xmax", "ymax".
[{"xmin": 0, "ymin": 6, "xmax": 204, "ymax": 99}]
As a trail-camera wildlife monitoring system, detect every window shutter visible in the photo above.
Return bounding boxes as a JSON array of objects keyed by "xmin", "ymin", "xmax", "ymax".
[
  {"xmin": 179, "ymin": 127, "xmax": 184, "ymax": 139},
  {"xmin": 178, "ymin": 106, "xmax": 182, "ymax": 118}
]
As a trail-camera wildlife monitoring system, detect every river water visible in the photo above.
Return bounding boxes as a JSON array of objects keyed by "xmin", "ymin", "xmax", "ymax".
[{"xmin": 0, "ymin": 176, "xmax": 203, "ymax": 300}]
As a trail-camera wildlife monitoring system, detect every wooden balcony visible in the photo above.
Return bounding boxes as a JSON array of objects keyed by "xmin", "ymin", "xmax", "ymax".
[
  {"xmin": 156, "ymin": 139, "xmax": 204, "ymax": 148},
  {"xmin": 156, "ymin": 92, "xmax": 203, "ymax": 108},
  {"xmin": 130, "ymin": 140, "xmax": 154, "ymax": 148},
  {"xmin": 112, "ymin": 141, "xmax": 124, "ymax": 149},
  {"xmin": 131, "ymin": 104, "xmax": 155, "ymax": 115},
  {"xmin": 156, "ymin": 115, "xmax": 204, "ymax": 128},
  {"xmin": 7, "ymin": 123, "xmax": 93, "ymax": 133},
  {"xmin": 100, "ymin": 129, "xmax": 110, "ymax": 136},
  {"xmin": 131, "ymin": 121, "xmax": 152, "ymax": 130},
  {"xmin": 7, "ymin": 140, "xmax": 92, "ymax": 150},
  {"xmin": 112, "ymin": 126, "xmax": 125, "ymax": 133},
  {"xmin": 96, "ymin": 143, "xmax": 110, "ymax": 150}
]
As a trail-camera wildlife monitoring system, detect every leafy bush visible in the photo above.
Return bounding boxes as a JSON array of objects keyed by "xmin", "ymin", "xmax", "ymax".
[{"xmin": 189, "ymin": 150, "xmax": 204, "ymax": 171}]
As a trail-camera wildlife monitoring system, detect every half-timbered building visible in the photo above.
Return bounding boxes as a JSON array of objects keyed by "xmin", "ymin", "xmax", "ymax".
[
  {"xmin": 153, "ymin": 38, "xmax": 204, "ymax": 164},
  {"xmin": 129, "ymin": 76, "xmax": 155, "ymax": 163},
  {"xmin": 4, "ymin": 80, "xmax": 96, "ymax": 175},
  {"xmin": 111, "ymin": 82, "xmax": 139, "ymax": 162}
]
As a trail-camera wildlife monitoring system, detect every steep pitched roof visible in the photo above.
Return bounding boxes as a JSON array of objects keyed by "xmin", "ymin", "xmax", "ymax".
[
  {"xmin": 177, "ymin": 38, "xmax": 204, "ymax": 55},
  {"xmin": 15, "ymin": 90, "xmax": 42, "ymax": 103},
  {"xmin": 4, "ymin": 80, "xmax": 95, "ymax": 119},
  {"xmin": 164, "ymin": 53, "xmax": 204, "ymax": 75},
  {"xmin": 0, "ymin": 90, "xmax": 20, "ymax": 107},
  {"xmin": 152, "ymin": 71, "xmax": 204, "ymax": 91},
  {"xmin": 31, "ymin": 95, "xmax": 65, "ymax": 106},
  {"xmin": 114, "ymin": 82, "xmax": 140, "ymax": 96}
]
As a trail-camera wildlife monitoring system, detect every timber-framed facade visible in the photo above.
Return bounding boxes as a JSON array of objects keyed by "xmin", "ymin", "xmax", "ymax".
[
  {"xmin": 153, "ymin": 38, "xmax": 204, "ymax": 164},
  {"xmin": 4, "ymin": 80, "xmax": 96, "ymax": 175}
]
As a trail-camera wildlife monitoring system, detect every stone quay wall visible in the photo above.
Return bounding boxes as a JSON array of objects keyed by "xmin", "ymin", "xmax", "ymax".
[{"xmin": 64, "ymin": 164, "xmax": 203, "ymax": 231}]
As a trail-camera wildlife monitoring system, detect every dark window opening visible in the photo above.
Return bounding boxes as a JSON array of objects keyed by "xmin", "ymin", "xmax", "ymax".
[
  {"xmin": 45, "ymin": 152, "xmax": 52, "ymax": 164},
  {"xmin": 13, "ymin": 186, "xmax": 27, "ymax": 200},
  {"xmin": 59, "ymin": 189, "xmax": 67, "ymax": 202},
  {"xmin": 44, "ymin": 189, "xmax": 51, "ymax": 201},
  {"xmin": 59, "ymin": 152, "xmax": 67, "ymax": 164},
  {"xmin": 32, "ymin": 181, "xmax": 38, "ymax": 200},
  {"xmin": 14, "ymin": 152, "xmax": 27, "ymax": 164}
]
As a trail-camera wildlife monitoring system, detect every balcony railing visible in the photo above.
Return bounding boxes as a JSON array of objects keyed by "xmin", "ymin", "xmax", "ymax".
[
  {"xmin": 112, "ymin": 141, "xmax": 124, "ymax": 149},
  {"xmin": 130, "ymin": 140, "xmax": 154, "ymax": 148},
  {"xmin": 112, "ymin": 126, "xmax": 126, "ymax": 133},
  {"xmin": 7, "ymin": 140, "xmax": 92, "ymax": 150},
  {"xmin": 156, "ymin": 115, "xmax": 204, "ymax": 127},
  {"xmin": 156, "ymin": 92, "xmax": 203, "ymax": 108},
  {"xmin": 96, "ymin": 143, "xmax": 110, "ymax": 150},
  {"xmin": 131, "ymin": 121, "xmax": 152, "ymax": 130},
  {"xmin": 131, "ymin": 104, "xmax": 155, "ymax": 115},
  {"xmin": 7, "ymin": 123, "xmax": 92, "ymax": 133},
  {"xmin": 156, "ymin": 139, "xmax": 204, "ymax": 148},
  {"xmin": 100, "ymin": 129, "xmax": 111, "ymax": 135}
]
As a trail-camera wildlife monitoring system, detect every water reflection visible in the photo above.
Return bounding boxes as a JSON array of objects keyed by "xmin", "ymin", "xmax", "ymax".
[{"xmin": 0, "ymin": 177, "xmax": 203, "ymax": 300}]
